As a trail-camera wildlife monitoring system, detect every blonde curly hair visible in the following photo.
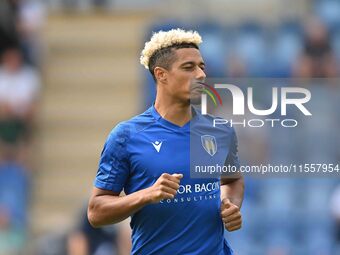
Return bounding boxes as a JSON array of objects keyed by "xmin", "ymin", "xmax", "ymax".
[{"xmin": 140, "ymin": 28, "xmax": 202, "ymax": 70}]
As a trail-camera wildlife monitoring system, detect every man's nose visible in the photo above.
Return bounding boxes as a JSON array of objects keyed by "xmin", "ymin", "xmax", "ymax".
[{"xmin": 196, "ymin": 67, "xmax": 206, "ymax": 81}]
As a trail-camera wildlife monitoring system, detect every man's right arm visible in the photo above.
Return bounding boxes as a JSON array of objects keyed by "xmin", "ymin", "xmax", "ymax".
[{"xmin": 87, "ymin": 173, "xmax": 182, "ymax": 227}]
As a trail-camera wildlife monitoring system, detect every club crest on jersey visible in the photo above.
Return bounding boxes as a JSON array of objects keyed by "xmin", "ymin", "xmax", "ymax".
[{"xmin": 201, "ymin": 135, "xmax": 217, "ymax": 156}]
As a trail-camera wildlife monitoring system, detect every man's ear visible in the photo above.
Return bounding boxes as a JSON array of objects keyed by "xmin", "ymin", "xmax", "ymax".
[{"xmin": 154, "ymin": 67, "xmax": 167, "ymax": 83}]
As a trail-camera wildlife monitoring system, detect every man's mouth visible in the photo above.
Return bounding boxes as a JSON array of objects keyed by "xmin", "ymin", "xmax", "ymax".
[{"xmin": 191, "ymin": 81, "xmax": 204, "ymax": 92}]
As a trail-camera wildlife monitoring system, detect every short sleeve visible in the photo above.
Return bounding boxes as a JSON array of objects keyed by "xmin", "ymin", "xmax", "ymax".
[
  {"xmin": 94, "ymin": 123, "xmax": 130, "ymax": 193},
  {"xmin": 224, "ymin": 127, "xmax": 241, "ymax": 169}
]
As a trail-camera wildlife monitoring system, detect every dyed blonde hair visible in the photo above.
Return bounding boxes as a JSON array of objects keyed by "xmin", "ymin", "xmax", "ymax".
[{"xmin": 140, "ymin": 28, "xmax": 202, "ymax": 69}]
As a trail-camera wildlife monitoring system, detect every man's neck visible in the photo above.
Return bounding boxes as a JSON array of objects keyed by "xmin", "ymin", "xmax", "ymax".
[{"xmin": 154, "ymin": 97, "xmax": 192, "ymax": 127}]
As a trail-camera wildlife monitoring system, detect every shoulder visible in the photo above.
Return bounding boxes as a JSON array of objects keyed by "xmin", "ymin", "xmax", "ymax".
[
  {"xmin": 107, "ymin": 107, "xmax": 156, "ymax": 143},
  {"xmin": 194, "ymin": 107, "xmax": 236, "ymax": 135}
]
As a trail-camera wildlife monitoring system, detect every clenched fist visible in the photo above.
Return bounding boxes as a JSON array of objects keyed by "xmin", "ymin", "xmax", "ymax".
[
  {"xmin": 147, "ymin": 173, "xmax": 183, "ymax": 203},
  {"xmin": 221, "ymin": 198, "xmax": 242, "ymax": 232}
]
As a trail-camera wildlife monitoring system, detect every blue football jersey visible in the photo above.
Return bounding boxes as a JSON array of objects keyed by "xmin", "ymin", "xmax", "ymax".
[{"xmin": 94, "ymin": 105, "xmax": 240, "ymax": 255}]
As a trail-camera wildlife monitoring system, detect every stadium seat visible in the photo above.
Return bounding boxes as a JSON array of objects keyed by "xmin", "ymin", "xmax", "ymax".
[
  {"xmin": 234, "ymin": 21, "xmax": 268, "ymax": 76},
  {"xmin": 271, "ymin": 21, "xmax": 303, "ymax": 77},
  {"xmin": 194, "ymin": 22, "xmax": 227, "ymax": 77},
  {"xmin": 315, "ymin": 0, "xmax": 340, "ymax": 32}
]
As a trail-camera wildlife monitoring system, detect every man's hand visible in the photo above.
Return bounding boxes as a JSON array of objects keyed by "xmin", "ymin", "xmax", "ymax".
[
  {"xmin": 147, "ymin": 173, "xmax": 183, "ymax": 203},
  {"xmin": 221, "ymin": 198, "xmax": 242, "ymax": 232}
]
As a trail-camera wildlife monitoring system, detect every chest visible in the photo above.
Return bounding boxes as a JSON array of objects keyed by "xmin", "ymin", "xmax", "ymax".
[{"xmin": 127, "ymin": 128, "xmax": 231, "ymax": 180}]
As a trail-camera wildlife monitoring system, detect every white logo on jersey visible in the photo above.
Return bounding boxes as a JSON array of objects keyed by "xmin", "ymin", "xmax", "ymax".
[{"xmin": 151, "ymin": 141, "xmax": 163, "ymax": 152}]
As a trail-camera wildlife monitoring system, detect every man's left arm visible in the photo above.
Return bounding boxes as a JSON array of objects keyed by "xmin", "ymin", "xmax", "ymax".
[
  {"xmin": 220, "ymin": 175, "xmax": 244, "ymax": 232},
  {"xmin": 221, "ymin": 174, "xmax": 244, "ymax": 208},
  {"xmin": 220, "ymin": 127, "xmax": 244, "ymax": 232}
]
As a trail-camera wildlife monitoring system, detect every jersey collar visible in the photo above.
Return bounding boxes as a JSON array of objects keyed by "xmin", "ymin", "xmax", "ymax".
[{"xmin": 150, "ymin": 104, "xmax": 200, "ymax": 131}]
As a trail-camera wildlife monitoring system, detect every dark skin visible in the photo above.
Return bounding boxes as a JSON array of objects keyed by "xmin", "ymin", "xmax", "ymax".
[
  {"xmin": 88, "ymin": 48, "xmax": 244, "ymax": 232},
  {"xmin": 220, "ymin": 175, "xmax": 244, "ymax": 231}
]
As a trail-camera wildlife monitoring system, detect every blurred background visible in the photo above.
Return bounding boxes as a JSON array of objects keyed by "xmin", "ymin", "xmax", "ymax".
[{"xmin": 0, "ymin": 0, "xmax": 339, "ymax": 254}]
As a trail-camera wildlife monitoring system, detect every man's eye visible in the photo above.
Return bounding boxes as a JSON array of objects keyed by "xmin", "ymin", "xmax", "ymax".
[{"xmin": 184, "ymin": 66, "xmax": 194, "ymax": 70}]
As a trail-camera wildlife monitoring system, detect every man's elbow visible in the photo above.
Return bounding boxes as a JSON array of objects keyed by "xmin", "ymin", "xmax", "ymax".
[
  {"xmin": 221, "ymin": 173, "xmax": 244, "ymax": 185},
  {"xmin": 87, "ymin": 202, "xmax": 102, "ymax": 228}
]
